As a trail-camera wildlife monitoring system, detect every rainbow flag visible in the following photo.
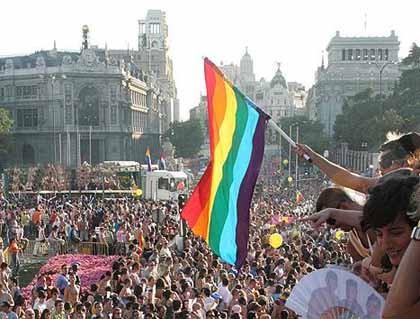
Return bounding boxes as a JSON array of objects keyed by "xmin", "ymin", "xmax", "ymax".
[
  {"xmin": 181, "ymin": 58, "xmax": 269, "ymax": 267},
  {"xmin": 145, "ymin": 148, "xmax": 152, "ymax": 172}
]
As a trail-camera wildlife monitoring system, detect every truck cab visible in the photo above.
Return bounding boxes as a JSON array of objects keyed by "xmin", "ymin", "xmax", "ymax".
[{"xmin": 144, "ymin": 170, "xmax": 188, "ymax": 201}]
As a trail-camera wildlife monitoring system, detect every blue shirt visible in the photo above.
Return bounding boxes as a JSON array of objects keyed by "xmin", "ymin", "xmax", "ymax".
[{"xmin": 55, "ymin": 274, "xmax": 69, "ymax": 293}]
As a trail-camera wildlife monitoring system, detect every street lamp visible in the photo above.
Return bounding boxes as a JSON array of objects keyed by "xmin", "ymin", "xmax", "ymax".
[
  {"xmin": 48, "ymin": 73, "xmax": 66, "ymax": 164},
  {"xmin": 288, "ymin": 123, "xmax": 299, "ymax": 188},
  {"xmin": 369, "ymin": 61, "xmax": 398, "ymax": 112}
]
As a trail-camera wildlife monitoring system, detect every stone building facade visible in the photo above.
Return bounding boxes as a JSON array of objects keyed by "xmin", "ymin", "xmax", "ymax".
[
  {"xmin": 307, "ymin": 30, "xmax": 401, "ymax": 136},
  {"xmin": 0, "ymin": 25, "xmax": 171, "ymax": 168},
  {"xmin": 108, "ymin": 10, "xmax": 179, "ymax": 134}
]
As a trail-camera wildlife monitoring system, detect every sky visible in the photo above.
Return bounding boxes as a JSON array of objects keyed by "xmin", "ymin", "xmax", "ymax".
[{"xmin": 1, "ymin": 0, "xmax": 419, "ymax": 120}]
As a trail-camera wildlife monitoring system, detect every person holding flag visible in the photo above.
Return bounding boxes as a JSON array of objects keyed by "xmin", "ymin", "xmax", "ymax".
[
  {"xmin": 158, "ymin": 154, "xmax": 166, "ymax": 170},
  {"xmin": 145, "ymin": 148, "xmax": 152, "ymax": 172}
]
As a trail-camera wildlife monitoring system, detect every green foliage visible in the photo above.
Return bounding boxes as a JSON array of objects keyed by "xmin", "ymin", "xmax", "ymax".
[
  {"xmin": 279, "ymin": 116, "xmax": 331, "ymax": 153},
  {"xmin": 334, "ymin": 89, "xmax": 404, "ymax": 150},
  {"xmin": 164, "ymin": 119, "xmax": 204, "ymax": 158},
  {"xmin": 402, "ymin": 43, "xmax": 420, "ymax": 68},
  {"xmin": 0, "ymin": 108, "xmax": 13, "ymax": 156},
  {"xmin": 0, "ymin": 108, "xmax": 12, "ymax": 133}
]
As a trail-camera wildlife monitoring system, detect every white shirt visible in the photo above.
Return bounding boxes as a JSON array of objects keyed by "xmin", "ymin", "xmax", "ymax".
[
  {"xmin": 203, "ymin": 297, "xmax": 217, "ymax": 312},
  {"xmin": 217, "ymin": 285, "xmax": 232, "ymax": 306},
  {"xmin": 33, "ymin": 298, "xmax": 47, "ymax": 313}
]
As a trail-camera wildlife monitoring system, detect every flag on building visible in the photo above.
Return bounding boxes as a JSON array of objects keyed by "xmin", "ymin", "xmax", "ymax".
[
  {"xmin": 181, "ymin": 58, "xmax": 269, "ymax": 268},
  {"xmin": 145, "ymin": 148, "xmax": 152, "ymax": 172}
]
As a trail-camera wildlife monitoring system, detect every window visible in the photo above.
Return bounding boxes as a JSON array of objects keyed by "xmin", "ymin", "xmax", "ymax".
[
  {"xmin": 15, "ymin": 85, "xmax": 38, "ymax": 99},
  {"xmin": 347, "ymin": 49, "xmax": 353, "ymax": 61},
  {"xmin": 355, "ymin": 49, "xmax": 361, "ymax": 60},
  {"xmin": 65, "ymin": 84, "xmax": 72, "ymax": 105},
  {"xmin": 111, "ymin": 107, "xmax": 117, "ymax": 124},
  {"xmin": 0, "ymin": 88, "xmax": 4, "ymax": 100},
  {"xmin": 158, "ymin": 178, "xmax": 169, "ymax": 190},
  {"xmin": 110, "ymin": 87, "xmax": 117, "ymax": 104},
  {"xmin": 17, "ymin": 109, "xmax": 38, "ymax": 128},
  {"xmin": 342, "ymin": 49, "xmax": 346, "ymax": 61},
  {"xmin": 370, "ymin": 49, "xmax": 376, "ymax": 60},
  {"xmin": 385, "ymin": 49, "xmax": 389, "ymax": 61},
  {"xmin": 363, "ymin": 49, "xmax": 368, "ymax": 60},
  {"xmin": 378, "ymin": 49, "xmax": 383, "ymax": 60},
  {"xmin": 139, "ymin": 23, "xmax": 146, "ymax": 34},
  {"xmin": 150, "ymin": 23, "xmax": 160, "ymax": 34}
]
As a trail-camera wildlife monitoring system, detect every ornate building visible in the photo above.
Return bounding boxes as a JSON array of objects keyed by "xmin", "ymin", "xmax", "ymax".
[
  {"xmin": 0, "ymin": 25, "xmax": 169, "ymax": 167},
  {"xmin": 219, "ymin": 49, "xmax": 298, "ymax": 122},
  {"xmin": 108, "ymin": 9, "xmax": 179, "ymax": 134},
  {"xmin": 307, "ymin": 30, "xmax": 401, "ymax": 136}
]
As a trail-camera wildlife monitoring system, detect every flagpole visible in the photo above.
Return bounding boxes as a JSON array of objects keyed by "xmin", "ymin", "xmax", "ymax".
[{"xmin": 268, "ymin": 119, "xmax": 311, "ymax": 162}]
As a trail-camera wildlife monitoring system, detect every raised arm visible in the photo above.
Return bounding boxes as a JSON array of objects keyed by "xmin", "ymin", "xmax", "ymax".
[{"xmin": 295, "ymin": 144, "xmax": 377, "ymax": 194}]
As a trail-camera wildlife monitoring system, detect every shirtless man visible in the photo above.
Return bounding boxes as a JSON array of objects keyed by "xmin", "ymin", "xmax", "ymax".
[
  {"xmin": 0, "ymin": 263, "xmax": 9, "ymax": 292},
  {"xmin": 63, "ymin": 274, "xmax": 79, "ymax": 305}
]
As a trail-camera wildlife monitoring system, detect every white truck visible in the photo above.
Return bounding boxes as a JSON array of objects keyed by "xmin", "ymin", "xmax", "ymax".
[
  {"xmin": 102, "ymin": 161, "xmax": 188, "ymax": 201},
  {"xmin": 143, "ymin": 170, "xmax": 188, "ymax": 201}
]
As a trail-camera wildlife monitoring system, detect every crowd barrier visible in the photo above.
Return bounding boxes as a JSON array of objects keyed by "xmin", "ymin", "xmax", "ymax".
[{"xmin": 20, "ymin": 240, "xmax": 125, "ymax": 258}]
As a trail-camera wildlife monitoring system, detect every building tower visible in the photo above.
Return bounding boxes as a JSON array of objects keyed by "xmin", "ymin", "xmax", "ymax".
[
  {"xmin": 239, "ymin": 47, "xmax": 255, "ymax": 83},
  {"xmin": 137, "ymin": 10, "xmax": 178, "ymax": 126},
  {"xmin": 239, "ymin": 47, "xmax": 256, "ymax": 99}
]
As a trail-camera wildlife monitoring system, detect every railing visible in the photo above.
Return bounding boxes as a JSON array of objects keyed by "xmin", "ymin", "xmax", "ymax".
[{"xmin": 20, "ymin": 240, "xmax": 123, "ymax": 259}]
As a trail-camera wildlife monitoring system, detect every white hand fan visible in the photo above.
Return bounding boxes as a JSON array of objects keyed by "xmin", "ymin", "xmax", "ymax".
[{"xmin": 285, "ymin": 268, "xmax": 384, "ymax": 319}]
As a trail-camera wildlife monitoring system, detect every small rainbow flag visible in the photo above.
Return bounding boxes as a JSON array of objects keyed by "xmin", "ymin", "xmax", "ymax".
[
  {"xmin": 181, "ymin": 58, "xmax": 269, "ymax": 267},
  {"xmin": 145, "ymin": 148, "xmax": 152, "ymax": 172},
  {"xmin": 296, "ymin": 190, "xmax": 304, "ymax": 203}
]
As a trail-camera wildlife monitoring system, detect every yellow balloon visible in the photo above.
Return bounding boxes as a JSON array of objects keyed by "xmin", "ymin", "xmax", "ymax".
[
  {"xmin": 287, "ymin": 176, "xmax": 293, "ymax": 183},
  {"xmin": 134, "ymin": 189, "xmax": 143, "ymax": 197},
  {"xmin": 283, "ymin": 159, "xmax": 289, "ymax": 166},
  {"xmin": 269, "ymin": 233, "xmax": 283, "ymax": 249},
  {"xmin": 335, "ymin": 230, "xmax": 345, "ymax": 241}
]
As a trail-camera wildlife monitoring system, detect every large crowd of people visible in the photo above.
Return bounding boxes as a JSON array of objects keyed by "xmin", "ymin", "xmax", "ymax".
[
  {"xmin": 0, "ymin": 131, "xmax": 419, "ymax": 318},
  {"xmin": 0, "ymin": 175, "xmax": 340, "ymax": 319}
]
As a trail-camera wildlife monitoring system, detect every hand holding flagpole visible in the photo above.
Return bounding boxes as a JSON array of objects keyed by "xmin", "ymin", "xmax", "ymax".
[{"xmin": 268, "ymin": 119, "xmax": 312, "ymax": 162}]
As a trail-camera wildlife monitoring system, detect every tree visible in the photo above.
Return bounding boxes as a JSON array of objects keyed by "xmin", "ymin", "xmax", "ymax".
[
  {"xmin": 0, "ymin": 108, "xmax": 13, "ymax": 155},
  {"xmin": 334, "ymin": 89, "xmax": 404, "ymax": 150},
  {"xmin": 279, "ymin": 116, "xmax": 331, "ymax": 153},
  {"xmin": 164, "ymin": 119, "xmax": 204, "ymax": 158},
  {"xmin": 402, "ymin": 43, "xmax": 420, "ymax": 68},
  {"xmin": 384, "ymin": 46, "xmax": 420, "ymax": 132}
]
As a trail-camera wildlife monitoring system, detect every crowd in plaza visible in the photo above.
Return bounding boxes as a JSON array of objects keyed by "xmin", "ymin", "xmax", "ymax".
[
  {"xmin": 0, "ymin": 132, "xmax": 420, "ymax": 318},
  {"xmin": 0, "ymin": 174, "xmax": 343, "ymax": 319}
]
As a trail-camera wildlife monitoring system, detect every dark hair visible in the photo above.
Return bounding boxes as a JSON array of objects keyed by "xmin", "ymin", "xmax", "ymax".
[
  {"xmin": 172, "ymin": 300, "xmax": 181, "ymax": 312},
  {"xmin": 40, "ymin": 309, "xmax": 50, "ymax": 319},
  {"xmin": 397, "ymin": 132, "xmax": 420, "ymax": 155},
  {"xmin": 222, "ymin": 277, "xmax": 229, "ymax": 287},
  {"xmin": 316, "ymin": 188, "xmax": 353, "ymax": 212},
  {"xmin": 362, "ymin": 175, "xmax": 419, "ymax": 231},
  {"xmin": 378, "ymin": 134, "xmax": 420, "ymax": 169}
]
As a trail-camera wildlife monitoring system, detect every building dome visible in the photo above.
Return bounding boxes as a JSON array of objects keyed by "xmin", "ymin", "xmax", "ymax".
[{"xmin": 270, "ymin": 66, "xmax": 287, "ymax": 89}]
